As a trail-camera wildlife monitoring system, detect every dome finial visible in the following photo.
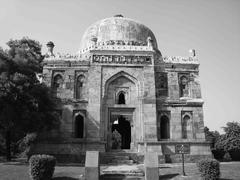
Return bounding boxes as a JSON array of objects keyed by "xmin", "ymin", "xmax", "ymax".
[
  {"xmin": 45, "ymin": 41, "xmax": 55, "ymax": 58},
  {"xmin": 114, "ymin": 14, "xmax": 124, "ymax": 18},
  {"xmin": 189, "ymin": 49, "xmax": 196, "ymax": 57},
  {"xmin": 147, "ymin": 37, "xmax": 153, "ymax": 47}
]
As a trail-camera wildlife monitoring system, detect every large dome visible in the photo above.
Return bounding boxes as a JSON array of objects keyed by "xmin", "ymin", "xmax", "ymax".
[{"xmin": 80, "ymin": 15, "xmax": 158, "ymax": 51}]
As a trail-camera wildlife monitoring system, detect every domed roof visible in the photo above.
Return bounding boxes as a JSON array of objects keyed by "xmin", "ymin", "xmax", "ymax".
[{"xmin": 80, "ymin": 15, "xmax": 158, "ymax": 51}]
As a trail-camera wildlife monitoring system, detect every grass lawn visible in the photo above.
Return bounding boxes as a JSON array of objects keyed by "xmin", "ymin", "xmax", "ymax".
[
  {"xmin": 157, "ymin": 162, "xmax": 240, "ymax": 180},
  {"xmin": 0, "ymin": 161, "xmax": 240, "ymax": 180}
]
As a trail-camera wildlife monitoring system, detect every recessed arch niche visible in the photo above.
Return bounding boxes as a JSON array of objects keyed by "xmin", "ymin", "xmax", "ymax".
[
  {"xmin": 74, "ymin": 113, "xmax": 84, "ymax": 138},
  {"xmin": 52, "ymin": 74, "xmax": 63, "ymax": 96},
  {"xmin": 104, "ymin": 71, "xmax": 139, "ymax": 106},
  {"xmin": 157, "ymin": 113, "xmax": 170, "ymax": 140},
  {"xmin": 182, "ymin": 112, "xmax": 193, "ymax": 139}
]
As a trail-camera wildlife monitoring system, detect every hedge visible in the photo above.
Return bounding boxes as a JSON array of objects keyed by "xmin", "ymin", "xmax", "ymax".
[
  {"xmin": 29, "ymin": 154, "xmax": 56, "ymax": 180},
  {"xmin": 197, "ymin": 158, "xmax": 220, "ymax": 180}
]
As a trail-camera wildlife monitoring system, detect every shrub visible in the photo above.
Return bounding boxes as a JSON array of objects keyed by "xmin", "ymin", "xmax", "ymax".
[
  {"xmin": 211, "ymin": 149, "xmax": 225, "ymax": 160},
  {"xmin": 223, "ymin": 152, "xmax": 232, "ymax": 162},
  {"xmin": 18, "ymin": 133, "xmax": 37, "ymax": 158},
  {"xmin": 197, "ymin": 158, "xmax": 220, "ymax": 180},
  {"xmin": 229, "ymin": 150, "xmax": 240, "ymax": 161},
  {"xmin": 29, "ymin": 154, "xmax": 56, "ymax": 180},
  {"xmin": 0, "ymin": 134, "xmax": 5, "ymax": 155}
]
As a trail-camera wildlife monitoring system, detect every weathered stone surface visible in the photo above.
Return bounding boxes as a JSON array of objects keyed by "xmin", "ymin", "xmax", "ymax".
[
  {"xmin": 144, "ymin": 152, "xmax": 159, "ymax": 180},
  {"xmin": 85, "ymin": 151, "xmax": 99, "ymax": 180},
  {"xmin": 32, "ymin": 15, "xmax": 210, "ymax": 162}
]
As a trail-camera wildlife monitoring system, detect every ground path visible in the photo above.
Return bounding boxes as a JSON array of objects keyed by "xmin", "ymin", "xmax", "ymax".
[{"xmin": 0, "ymin": 160, "xmax": 240, "ymax": 180}]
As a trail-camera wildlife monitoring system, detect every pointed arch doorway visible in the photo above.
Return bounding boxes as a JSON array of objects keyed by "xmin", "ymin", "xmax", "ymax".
[{"xmin": 108, "ymin": 108, "xmax": 134, "ymax": 151}]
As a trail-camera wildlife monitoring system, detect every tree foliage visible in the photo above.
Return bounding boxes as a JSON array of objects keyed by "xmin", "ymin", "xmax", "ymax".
[
  {"xmin": 215, "ymin": 122, "xmax": 240, "ymax": 152},
  {"xmin": 0, "ymin": 37, "xmax": 59, "ymax": 160},
  {"xmin": 204, "ymin": 126, "xmax": 220, "ymax": 148}
]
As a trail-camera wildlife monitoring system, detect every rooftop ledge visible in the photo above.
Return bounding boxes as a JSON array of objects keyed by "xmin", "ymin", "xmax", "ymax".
[
  {"xmin": 44, "ymin": 55, "xmax": 199, "ymax": 64},
  {"xmin": 163, "ymin": 56, "xmax": 199, "ymax": 64},
  {"xmin": 80, "ymin": 44, "xmax": 154, "ymax": 53},
  {"xmin": 43, "ymin": 54, "xmax": 199, "ymax": 66}
]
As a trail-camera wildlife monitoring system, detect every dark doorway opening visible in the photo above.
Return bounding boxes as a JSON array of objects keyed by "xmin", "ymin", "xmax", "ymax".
[
  {"xmin": 112, "ymin": 116, "xmax": 131, "ymax": 149},
  {"xmin": 75, "ymin": 114, "xmax": 84, "ymax": 138},
  {"xmin": 160, "ymin": 115, "xmax": 170, "ymax": 139},
  {"xmin": 118, "ymin": 92, "xmax": 126, "ymax": 104},
  {"xmin": 182, "ymin": 115, "xmax": 190, "ymax": 139}
]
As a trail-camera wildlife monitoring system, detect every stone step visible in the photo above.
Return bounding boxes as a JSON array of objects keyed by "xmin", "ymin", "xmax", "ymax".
[
  {"xmin": 100, "ymin": 175, "xmax": 144, "ymax": 180},
  {"xmin": 102, "ymin": 166, "xmax": 144, "ymax": 176},
  {"xmin": 110, "ymin": 150, "xmax": 134, "ymax": 153},
  {"xmin": 101, "ymin": 153, "xmax": 137, "ymax": 164},
  {"xmin": 111, "ymin": 159, "xmax": 134, "ymax": 164},
  {"xmin": 104, "ymin": 155, "xmax": 130, "ymax": 160}
]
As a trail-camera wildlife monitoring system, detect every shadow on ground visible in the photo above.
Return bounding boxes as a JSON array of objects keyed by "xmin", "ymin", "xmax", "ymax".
[
  {"xmin": 52, "ymin": 177, "xmax": 78, "ymax": 180},
  {"xmin": 3, "ymin": 162, "xmax": 28, "ymax": 166},
  {"xmin": 100, "ymin": 174, "xmax": 143, "ymax": 180},
  {"xmin": 100, "ymin": 173, "xmax": 181, "ymax": 180},
  {"xmin": 159, "ymin": 173, "xmax": 179, "ymax": 179},
  {"xmin": 159, "ymin": 166, "xmax": 171, "ymax": 169}
]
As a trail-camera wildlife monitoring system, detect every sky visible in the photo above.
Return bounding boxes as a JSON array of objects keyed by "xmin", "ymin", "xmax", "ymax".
[{"xmin": 0, "ymin": 0, "xmax": 240, "ymax": 133}]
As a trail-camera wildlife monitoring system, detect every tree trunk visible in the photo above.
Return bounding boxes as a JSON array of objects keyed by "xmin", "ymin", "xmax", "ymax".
[{"xmin": 5, "ymin": 130, "xmax": 11, "ymax": 161}]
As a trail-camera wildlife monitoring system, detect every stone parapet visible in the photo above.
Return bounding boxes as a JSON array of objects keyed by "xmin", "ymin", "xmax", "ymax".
[
  {"xmin": 163, "ymin": 56, "xmax": 199, "ymax": 65},
  {"xmin": 157, "ymin": 98, "xmax": 204, "ymax": 106},
  {"xmin": 91, "ymin": 54, "xmax": 153, "ymax": 65},
  {"xmin": 43, "ymin": 59, "xmax": 90, "ymax": 67},
  {"xmin": 81, "ymin": 44, "xmax": 154, "ymax": 54}
]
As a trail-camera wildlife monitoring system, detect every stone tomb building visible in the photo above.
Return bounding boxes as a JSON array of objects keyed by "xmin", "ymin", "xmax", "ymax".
[{"xmin": 33, "ymin": 15, "xmax": 211, "ymax": 162}]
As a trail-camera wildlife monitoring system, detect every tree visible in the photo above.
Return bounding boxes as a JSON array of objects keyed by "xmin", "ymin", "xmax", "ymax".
[
  {"xmin": 0, "ymin": 38, "xmax": 59, "ymax": 160},
  {"xmin": 215, "ymin": 122, "xmax": 240, "ymax": 152},
  {"xmin": 204, "ymin": 126, "xmax": 220, "ymax": 148}
]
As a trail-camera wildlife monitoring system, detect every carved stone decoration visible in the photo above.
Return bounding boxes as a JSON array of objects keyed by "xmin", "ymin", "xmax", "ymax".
[
  {"xmin": 92, "ymin": 40, "xmax": 149, "ymax": 47},
  {"xmin": 156, "ymin": 72, "xmax": 168, "ymax": 97},
  {"xmin": 74, "ymin": 71, "xmax": 87, "ymax": 100},
  {"xmin": 52, "ymin": 70, "xmax": 65, "ymax": 98},
  {"xmin": 147, "ymin": 36, "xmax": 153, "ymax": 47},
  {"xmin": 189, "ymin": 49, "xmax": 196, "ymax": 57},
  {"xmin": 45, "ymin": 41, "xmax": 55, "ymax": 58},
  {"xmin": 90, "ymin": 36, "xmax": 98, "ymax": 45},
  {"xmin": 179, "ymin": 74, "xmax": 190, "ymax": 97},
  {"xmin": 163, "ymin": 56, "xmax": 199, "ymax": 64},
  {"xmin": 115, "ymin": 87, "xmax": 129, "ymax": 104},
  {"xmin": 92, "ymin": 55, "xmax": 152, "ymax": 64}
]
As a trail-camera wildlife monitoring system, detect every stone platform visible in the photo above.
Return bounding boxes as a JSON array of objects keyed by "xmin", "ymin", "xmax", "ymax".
[{"xmin": 101, "ymin": 165, "xmax": 144, "ymax": 180}]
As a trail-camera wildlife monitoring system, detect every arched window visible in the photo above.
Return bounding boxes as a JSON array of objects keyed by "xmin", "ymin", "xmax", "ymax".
[
  {"xmin": 179, "ymin": 75, "xmax": 189, "ymax": 97},
  {"xmin": 76, "ymin": 75, "xmax": 85, "ymax": 99},
  {"xmin": 182, "ymin": 115, "xmax": 190, "ymax": 139},
  {"xmin": 53, "ymin": 74, "xmax": 63, "ymax": 96},
  {"xmin": 159, "ymin": 115, "xmax": 170, "ymax": 139},
  {"xmin": 118, "ymin": 92, "xmax": 126, "ymax": 104},
  {"xmin": 75, "ymin": 114, "xmax": 84, "ymax": 138}
]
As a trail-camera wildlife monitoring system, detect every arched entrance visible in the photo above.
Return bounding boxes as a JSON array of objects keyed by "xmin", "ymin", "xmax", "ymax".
[
  {"xmin": 182, "ymin": 115, "xmax": 190, "ymax": 139},
  {"xmin": 75, "ymin": 114, "xmax": 84, "ymax": 138},
  {"xmin": 104, "ymin": 71, "xmax": 138, "ymax": 151},
  {"xmin": 111, "ymin": 115, "xmax": 131, "ymax": 149},
  {"xmin": 117, "ymin": 92, "xmax": 126, "ymax": 104},
  {"xmin": 160, "ymin": 115, "xmax": 170, "ymax": 139}
]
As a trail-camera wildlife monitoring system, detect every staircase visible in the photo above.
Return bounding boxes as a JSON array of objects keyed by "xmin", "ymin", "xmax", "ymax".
[
  {"xmin": 101, "ymin": 151, "xmax": 137, "ymax": 165},
  {"xmin": 101, "ymin": 174, "xmax": 144, "ymax": 180},
  {"xmin": 101, "ymin": 164, "xmax": 144, "ymax": 180},
  {"xmin": 99, "ymin": 150, "xmax": 145, "ymax": 179}
]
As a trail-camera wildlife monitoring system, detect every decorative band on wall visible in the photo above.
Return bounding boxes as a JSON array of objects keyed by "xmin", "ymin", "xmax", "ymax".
[{"xmin": 92, "ymin": 55, "xmax": 152, "ymax": 64}]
